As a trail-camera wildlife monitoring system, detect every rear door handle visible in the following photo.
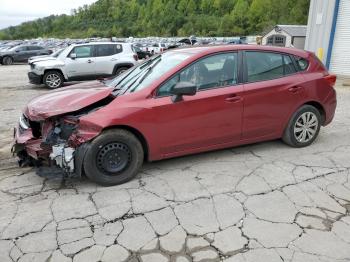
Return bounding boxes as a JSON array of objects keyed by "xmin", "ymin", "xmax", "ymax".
[
  {"xmin": 225, "ymin": 94, "xmax": 242, "ymax": 103},
  {"xmin": 288, "ymin": 86, "xmax": 302, "ymax": 93},
  {"xmin": 87, "ymin": 59, "xmax": 93, "ymax": 63}
]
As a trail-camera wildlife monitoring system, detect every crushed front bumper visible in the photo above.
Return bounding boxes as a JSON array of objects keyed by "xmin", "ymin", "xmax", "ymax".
[
  {"xmin": 50, "ymin": 144, "xmax": 75, "ymax": 172},
  {"xmin": 28, "ymin": 72, "xmax": 42, "ymax": 85},
  {"xmin": 13, "ymin": 125, "xmax": 76, "ymax": 173}
]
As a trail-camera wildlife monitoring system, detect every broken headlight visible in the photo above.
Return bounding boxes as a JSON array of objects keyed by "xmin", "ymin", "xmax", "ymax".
[{"xmin": 19, "ymin": 114, "xmax": 29, "ymax": 130}]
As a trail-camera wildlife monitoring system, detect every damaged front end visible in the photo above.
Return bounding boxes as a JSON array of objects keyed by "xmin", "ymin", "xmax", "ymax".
[{"xmin": 13, "ymin": 94, "xmax": 114, "ymax": 177}]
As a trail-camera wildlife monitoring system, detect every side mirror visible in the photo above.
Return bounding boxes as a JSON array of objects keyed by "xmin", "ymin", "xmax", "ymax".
[
  {"xmin": 170, "ymin": 82, "xmax": 197, "ymax": 102},
  {"xmin": 69, "ymin": 53, "xmax": 77, "ymax": 59}
]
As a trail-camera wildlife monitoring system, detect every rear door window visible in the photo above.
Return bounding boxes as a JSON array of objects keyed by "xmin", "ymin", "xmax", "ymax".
[
  {"xmin": 245, "ymin": 51, "xmax": 296, "ymax": 82},
  {"xmin": 294, "ymin": 56, "xmax": 309, "ymax": 71},
  {"xmin": 95, "ymin": 44, "xmax": 122, "ymax": 57}
]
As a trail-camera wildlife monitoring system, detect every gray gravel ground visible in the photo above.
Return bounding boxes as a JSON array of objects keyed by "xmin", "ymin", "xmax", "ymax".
[{"xmin": 0, "ymin": 64, "xmax": 350, "ymax": 262}]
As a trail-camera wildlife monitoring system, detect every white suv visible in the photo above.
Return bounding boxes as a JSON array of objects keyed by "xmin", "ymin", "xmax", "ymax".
[{"xmin": 28, "ymin": 42, "xmax": 138, "ymax": 88}]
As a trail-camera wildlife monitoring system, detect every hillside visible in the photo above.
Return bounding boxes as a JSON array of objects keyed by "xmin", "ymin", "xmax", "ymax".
[{"xmin": 0, "ymin": 0, "xmax": 310, "ymax": 40}]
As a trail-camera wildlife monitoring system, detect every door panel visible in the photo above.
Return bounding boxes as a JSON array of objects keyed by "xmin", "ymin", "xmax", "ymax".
[
  {"xmin": 242, "ymin": 74, "xmax": 303, "ymax": 139},
  {"xmin": 151, "ymin": 85, "xmax": 243, "ymax": 154},
  {"xmin": 94, "ymin": 44, "xmax": 120, "ymax": 75},
  {"xmin": 242, "ymin": 51, "xmax": 303, "ymax": 139},
  {"xmin": 65, "ymin": 45, "xmax": 95, "ymax": 78}
]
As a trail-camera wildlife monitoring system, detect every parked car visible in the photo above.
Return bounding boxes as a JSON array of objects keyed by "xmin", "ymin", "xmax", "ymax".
[
  {"xmin": 28, "ymin": 48, "xmax": 65, "ymax": 64},
  {"xmin": 147, "ymin": 43, "xmax": 166, "ymax": 54},
  {"xmin": 132, "ymin": 45, "xmax": 152, "ymax": 59},
  {"xmin": 28, "ymin": 42, "xmax": 138, "ymax": 88},
  {"xmin": 13, "ymin": 45, "xmax": 337, "ymax": 186},
  {"xmin": 0, "ymin": 45, "xmax": 51, "ymax": 65}
]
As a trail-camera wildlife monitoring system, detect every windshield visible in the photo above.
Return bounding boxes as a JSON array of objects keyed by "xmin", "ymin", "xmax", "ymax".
[
  {"xmin": 8, "ymin": 46, "xmax": 19, "ymax": 51},
  {"xmin": 52, "ymin": 48, "xmax": 64, "ymax": 57},
  {"xmin": 107, "ymin": 51, "xmax": 191, "ymax": 94}
]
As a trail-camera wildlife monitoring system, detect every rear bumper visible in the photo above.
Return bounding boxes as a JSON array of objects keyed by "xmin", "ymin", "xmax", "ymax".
[
  {"xmin": 323, "ymin": 88, "xmax": 337, "ymax": 126},
  {"xmin": 28, "ymin": 72, "xmax": 42, "ymax": 85}
]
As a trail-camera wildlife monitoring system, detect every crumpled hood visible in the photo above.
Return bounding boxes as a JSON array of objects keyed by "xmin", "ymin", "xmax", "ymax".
[
  {"xmin": 25, "ymin": 81, "xmax": 114, "ymax": 121},
  {"xmin": 29, "ymin": 56, "xmax": 55, "ymax": 63}
]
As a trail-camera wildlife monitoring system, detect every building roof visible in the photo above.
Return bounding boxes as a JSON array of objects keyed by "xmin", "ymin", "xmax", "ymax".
[
  {"xmin": 262, "ymin": 25, "xmax": 307, "ymax": 38},
  {"xmin": 275, "ymin": 25, "xmax": 307, "ymax": 37}
]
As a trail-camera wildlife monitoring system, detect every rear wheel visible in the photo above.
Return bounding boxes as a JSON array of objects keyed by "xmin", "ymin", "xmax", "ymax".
[
  {"xmin": 2, "ymin": 56, "xmax": 13, "ymax": 65},
  {"xmin": 114, "ymin": 67, "xmax": 129, "ymax": 76},
  {"xmin": 83, "ymin": 129, "xmax": 144, "ymax": 186},
  {"xmin": 43, "ymin": 70, "xmax": 64, "ymax": 89},
  {"xmin": 282, "ymin": 105, "xmax": 321, "ymax": 147}
]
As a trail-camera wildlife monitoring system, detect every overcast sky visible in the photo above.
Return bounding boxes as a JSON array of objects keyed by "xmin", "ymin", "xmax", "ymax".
[{"xmin": 0, "ymin": 0, "xmax": 97, "ymax": 29}]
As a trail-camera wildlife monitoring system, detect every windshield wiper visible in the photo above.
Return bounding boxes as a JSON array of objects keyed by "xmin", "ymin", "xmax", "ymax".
[
  {"xmin": 123, "ymin": 56, "xmax": 162, "ymax": 93},
  {"xmin": 137, "ymin": 58, "xmax": 162, "ymax": 85},
  {"xmin": 139, "ymin": 55, "xmax": 161, "ymax": 69}
]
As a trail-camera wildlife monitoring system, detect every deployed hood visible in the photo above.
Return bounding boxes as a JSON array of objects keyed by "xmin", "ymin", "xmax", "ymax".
[{"xmin": 25, "ymin": 81, "xmax": 114, "ymax": 121}]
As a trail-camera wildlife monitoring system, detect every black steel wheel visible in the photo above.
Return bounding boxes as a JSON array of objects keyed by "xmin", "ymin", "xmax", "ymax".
[
  {"xmin": 96, "ymin": 142, "xmax": 131, "ymax": 174},
  {"xmin": 83, "ymin": 129, "xmax": 144, "ymax": 186}
]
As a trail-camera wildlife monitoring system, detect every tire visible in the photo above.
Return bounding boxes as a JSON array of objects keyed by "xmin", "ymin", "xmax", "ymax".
[
  {"xmin": 282, "ymin": 105, "xmax": 321, "ymax": 147},
  {"xmin": 83, "ymin": 129, "xmax": 144, "ymax": 186},
  {"xmin": 2, "ymin": 56, "xmax": 13, "ymax": 65},
  {"xmin": 43, "ymin": 70, "xmax": 64, "ymax": 89},
  {"xmin": 114, "ymin": 67, "xmax": 129, "ymax": 76}
]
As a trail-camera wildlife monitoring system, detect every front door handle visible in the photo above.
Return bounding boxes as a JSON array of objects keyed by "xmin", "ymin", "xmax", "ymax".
[
  {"xmin": 225, "ymin": 94, "xmax": 242, "ymax": 103},
  {"xmin": 87, "ymin": 59, "xmax": 93, "ymax": 63},
  {"xmin": 288, "ymin": 86, "xmax": 302, "ymax": 93}
]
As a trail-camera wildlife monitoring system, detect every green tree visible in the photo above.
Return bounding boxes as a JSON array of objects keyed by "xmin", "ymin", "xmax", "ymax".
[{"xmin": 0, "ymin": 0, "xmax": 311, "ymax": 40}]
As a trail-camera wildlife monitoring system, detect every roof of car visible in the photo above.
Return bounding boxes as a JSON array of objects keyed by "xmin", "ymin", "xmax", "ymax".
[
  {"xmin": 73, "ymin": 42, "xmax": 129, "ymax": 47},
  {"xmin": 169, "ymin": 44, "xmax": 310, "ymax": 58}
]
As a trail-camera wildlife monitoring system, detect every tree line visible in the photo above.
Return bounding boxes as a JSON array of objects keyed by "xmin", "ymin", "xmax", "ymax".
[{"xmin": 0, "ymin": 0, "xmax": 310, "ymax": 40}]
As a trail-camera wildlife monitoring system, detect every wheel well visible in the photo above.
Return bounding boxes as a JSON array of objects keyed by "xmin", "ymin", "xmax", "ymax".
[
  {"xmin": 44, "ymin": 69, "xmax": 66, "ymax": 80},
  {"xmin": 303, "ymin": 101, "xmax": 326, "ymax": 124},
  {"xmin": 103, "ymin": 125, "xmax": 149, "ymax": 161},
  {"xmin": 113, "ymin": 64, "xmax": 133, "ymax": 75}
]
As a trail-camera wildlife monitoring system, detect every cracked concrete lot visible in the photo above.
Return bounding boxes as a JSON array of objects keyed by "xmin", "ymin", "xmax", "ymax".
[{"xmin": 1, "ymin": 65, "xmax": 350, "ymax": 262}]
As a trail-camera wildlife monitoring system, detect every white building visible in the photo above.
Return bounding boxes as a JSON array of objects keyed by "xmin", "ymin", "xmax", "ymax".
[
  {"xmin": 305, "ymin": 0, "xmax": 350, "ymax": 76},
  {"xmin": 262, "ymin": 25, "xmax": 307, "ymax": 49}
]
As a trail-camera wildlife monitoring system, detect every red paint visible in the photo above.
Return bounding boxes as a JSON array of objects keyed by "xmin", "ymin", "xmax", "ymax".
[{"xmin": 16, "ymin": 45, "xmax": 337, "ymax": 162}]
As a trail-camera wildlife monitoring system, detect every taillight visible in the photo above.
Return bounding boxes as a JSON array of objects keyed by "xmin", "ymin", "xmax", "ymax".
[
  {"xmin": 160, "ymin": 48, "xmax": 164, "ymax": 52},
  {"xmin": 133, "ymin": 54, "xmax": 138, "ymax": 61},
  {"xmin": 324, "ymin": 74, "xmax": 337, "ymax": 87}
]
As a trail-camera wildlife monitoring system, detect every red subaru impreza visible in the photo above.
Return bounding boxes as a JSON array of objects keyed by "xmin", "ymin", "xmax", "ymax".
[{"xmin": 13, "ymin": 45, "xmax": 337, "ymax": 186}]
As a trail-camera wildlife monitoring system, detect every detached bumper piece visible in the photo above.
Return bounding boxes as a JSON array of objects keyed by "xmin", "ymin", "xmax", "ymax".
[
  {"xmin": 28, "ymin": 72, "xmax": 42, "ymax": 84},
  {"xmin": 50, "ymin": 144, "xmax": 75, "ymax": 172}
]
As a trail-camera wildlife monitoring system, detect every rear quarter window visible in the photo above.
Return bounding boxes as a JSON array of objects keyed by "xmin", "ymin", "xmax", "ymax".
[{"xmin": 294, "ymin": 56, "xmax": 309, "ymax": 71}]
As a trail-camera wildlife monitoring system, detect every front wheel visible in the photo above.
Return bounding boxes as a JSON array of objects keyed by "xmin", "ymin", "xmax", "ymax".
[
  {"xmin": 2, "ymin": 56, "xmax": 13, "ymax": 65},
  {"xmin": 83, "ymin": 129, "xmax": 144, "ymax": 186},
  {"xmin": 43, "ymin": 70, "xmax": 64, "ymax": 89},
  {"xmin": 282, "ymin": 105, "xmax": 321, "ymax": 147}
]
